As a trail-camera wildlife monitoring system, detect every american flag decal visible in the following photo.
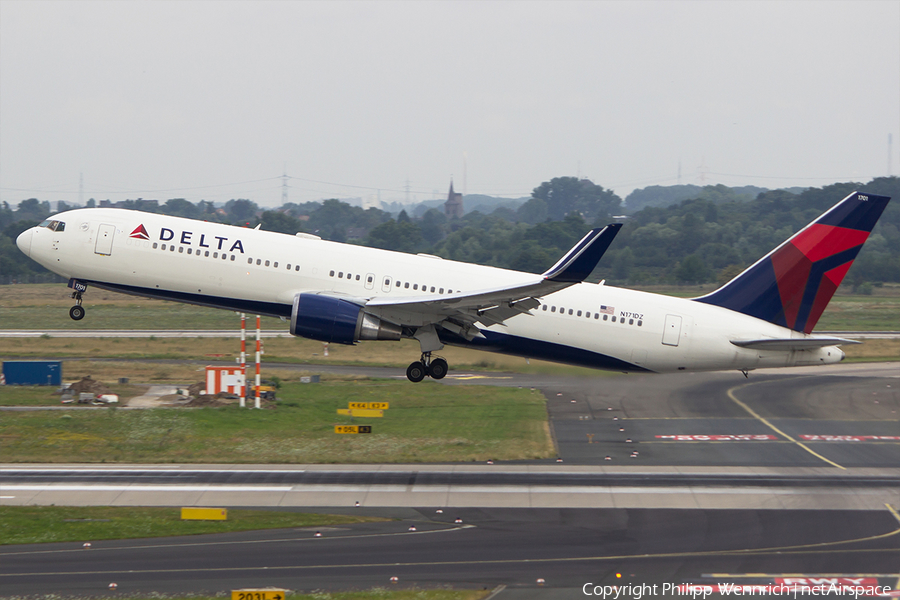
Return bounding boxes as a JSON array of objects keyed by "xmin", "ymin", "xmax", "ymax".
[{"xmin": 599, "ymin": 305, "xmax": 614, "ymax": 315}]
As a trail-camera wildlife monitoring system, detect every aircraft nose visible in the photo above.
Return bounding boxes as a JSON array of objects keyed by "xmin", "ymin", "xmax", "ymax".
[{"xmin": 16, "ymin": 228, "xmax": 33, "ymax": 257}]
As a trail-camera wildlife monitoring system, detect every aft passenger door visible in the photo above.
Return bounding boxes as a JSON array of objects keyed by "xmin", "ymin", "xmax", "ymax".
[
  {"xmin": 662, "ymin": 314, "xmax": 682, "ymax": 346},
  {"xmin": 94, "ymin": 224, "xmax": 116, "ymax": 255}
]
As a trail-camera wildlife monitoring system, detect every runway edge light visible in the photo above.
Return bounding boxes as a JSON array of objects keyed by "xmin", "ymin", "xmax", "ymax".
[{"xmin": 232, "ymin": 589, "xmax": 287, "ymax": 600}]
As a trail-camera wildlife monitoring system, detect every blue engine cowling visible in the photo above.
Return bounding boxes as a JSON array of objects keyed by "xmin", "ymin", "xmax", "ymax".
[{"xmin": 290, "ymin": 293, "xmax": 402, "ymax": 344}]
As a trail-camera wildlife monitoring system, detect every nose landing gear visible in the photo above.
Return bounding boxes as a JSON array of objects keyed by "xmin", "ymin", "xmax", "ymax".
[
  {"xmin": 406, "ymin": 352, "xmax": 449, "ymax": 382},
  {"xmin": 69, "ymin": 290, "xmax": 85, "ymax": 321}
]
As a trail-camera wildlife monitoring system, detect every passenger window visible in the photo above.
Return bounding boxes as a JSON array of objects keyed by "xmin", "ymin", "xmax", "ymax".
[
  {"xmin": 295, "ymin": 266, "xmax": 300, "ymax": 271},
  {"xmin": 274, "ymin": 262, "xmax": 278, "ymax": 268},
  {"xmin": 638, "ymin": 320, "xmax": 643, "ymax": 327},
  {"xmin": 413, "ymin": 284, "xmax": 418, "ymax": 290},
  {"xmin": 542, "ymin": 305, "xmax": 547, "ymax": 311},
  {"xmin": 153, "ymin": 243, "xmax": 158, "ymax": 249},
  {"xmin": 255, "ymin": 258, "xmax": 260, "ymax": 264},
  {"xmin": 367, "ymin": 276, "xmax": 373, "ymax": 283},
  {"xmin": 612, "ymin": 316, "xmax": 617, "ymax": 322},
  {"xmin": 603, "ymin": 315, "xmax": 608, "ymax": 321},
  {"xmin": 629, "ymin": 318, "xmax": 634, "ymax": 325},
  {"xmin": 439, "ymin": 288, "xmax": 444, "ymax": 294},
  {"xmin": 248, "ymin": 258, "xmax": 253, "ymax": 264},
  {"xmin": 265, "ymin": 260, "xmax": 270, "ymax": 267},
  {"xmin": 161, "ymin": 244, "xmax": 167, "ymax": 250},
  {"xmin": 577, "ymin": 310, "xmax": 582, "ymax": 317},
  {"xmin": 551, "ymin": 307, "xmax": 556, "ymax": 313},
  {"xmin": 330, "ymin": 270, "xmax": 334, "ymax": 276},
  {"xmin": 170, "ymin": 246, "xmax": 175, "ymax": 252},
  {"xmin": 356, "ymin": 274, "xmax": 360, "ymax": 281},
  {"xmin": 430, "ymin": 286, "xmax": 435, "ymax": 292},
  {"xmin": 404, "ymin": 282, "xmax": 410, "ymax": 289},
  {"xmin": 187, "ymin": 248, "xmax": 192, "ymax": 255},
  {"xmin": 338, "ymin": 272, "xmax": 343, "ymax": 278},
  {"xmin": 230, "ymin": 255, "xmax": 235, "ymax": 261},
  {"xmin": 223, "ymin": 254, "xmax": 228, "ymax": 260},
  {"xmin": 567, "ymin": 309, "xmax": 572, "ymax": 315},
  {"xmin": 178, "ymin": 247, "xmax": 184, "ymax": 253},
  {"xmin": 594, "ymin": 313, "xmax": 598, "ymax": 319},
  {"xmin": 214, "ymin": 252, "xmax": 218, "ymax": 258},
  {"xmin": 205, "ymin": 251, "xmax": 210, "ymax": 257},
  {"xmin": 396, "ymin": 280, "xmax": 401, "ymax": 287}
]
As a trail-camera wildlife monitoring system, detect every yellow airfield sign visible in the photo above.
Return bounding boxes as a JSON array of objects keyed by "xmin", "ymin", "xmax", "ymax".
[
  {"xmin": 335, "ymin": 425, "xmax": 373, "ymax": 434},
  {"xmin": 181, "ymin": 507, "xmax": 227, "ymax": 521},
  {"xmin": 232, "ymin": 590, "xmax": 287, "ymax": 600},
  {"xmin": 348, "ymin": 402, "xmax": 389, "ymax": 410},
  {"xmin": 337, "ymin": 408, "xmax": 384, "ymax": 417}
]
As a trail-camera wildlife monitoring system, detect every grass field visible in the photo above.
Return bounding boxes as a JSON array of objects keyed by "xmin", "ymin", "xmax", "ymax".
[
  {"xmin": 0, "ymin": 506, "xmax": 388, "ymax": 545},
  {"xmin": 3, "ymin": 283, "xmax": 899, "ymax": 331},
  {"xmin": 0, "ymin": 380, "xmax": 553, "ymax": 463}
]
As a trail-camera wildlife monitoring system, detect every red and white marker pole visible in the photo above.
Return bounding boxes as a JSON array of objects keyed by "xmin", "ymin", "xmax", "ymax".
[
  {"xmin": 240, "ymin": 313, "xmax": 246, "ymax": 409},
  {"xmin": 255, "ymin": 314, "xmax": 261, "ymax": 409}
]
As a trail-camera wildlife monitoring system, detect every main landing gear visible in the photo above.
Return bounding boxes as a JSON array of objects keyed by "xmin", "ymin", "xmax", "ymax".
[
  {"xmin": 406, "ymin": 352, "xmax": 448, "ymax": 383},
  {"xmin": 69, "ymin": 290, "xmax": 85, "ymax": 321}
]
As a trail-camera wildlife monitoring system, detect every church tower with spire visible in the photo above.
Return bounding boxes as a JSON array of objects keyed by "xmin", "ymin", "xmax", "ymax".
[{"xmin": 444, "ymin": 180, "xmax": 464, "ymax": 219}]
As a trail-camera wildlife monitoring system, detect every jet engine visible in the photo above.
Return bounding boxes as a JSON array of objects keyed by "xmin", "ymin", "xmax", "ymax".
[{"xmin": 290, "ymin": 293, "xmax": 402, "ymax": 344}]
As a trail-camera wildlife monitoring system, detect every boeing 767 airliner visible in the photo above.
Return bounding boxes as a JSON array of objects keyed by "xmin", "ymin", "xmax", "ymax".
[{"xmin": 16, "ymin": 190, "xmax": 890, "ymax": 381}]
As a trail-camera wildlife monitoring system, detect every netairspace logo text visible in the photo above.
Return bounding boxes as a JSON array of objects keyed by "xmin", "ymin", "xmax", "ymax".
[{"xmin": 582, "ymin": 583, "xmax": 894, "ymax": 598}]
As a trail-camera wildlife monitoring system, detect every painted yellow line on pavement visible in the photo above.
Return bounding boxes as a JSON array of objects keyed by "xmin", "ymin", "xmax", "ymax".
[{"xmin": 727, "ymin": 384, "xmax": 846, "ymax": 470}]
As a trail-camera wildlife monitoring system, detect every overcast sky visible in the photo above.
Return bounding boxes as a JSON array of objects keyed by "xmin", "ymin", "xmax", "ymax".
[{"xmin": 1, "ymin": 0, "xmax": 899, "ymax": 208}]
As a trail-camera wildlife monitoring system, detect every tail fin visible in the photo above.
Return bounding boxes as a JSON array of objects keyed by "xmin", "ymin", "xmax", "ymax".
[{"xmin": 695, "ymin": 191, "xmax": 890, "ymax": 333}]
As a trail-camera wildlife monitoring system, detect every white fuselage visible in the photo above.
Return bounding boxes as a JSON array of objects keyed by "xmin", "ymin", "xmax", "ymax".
[{"xmin": 17, "ymin": 208, "xmax": 845, "ymax": 373}]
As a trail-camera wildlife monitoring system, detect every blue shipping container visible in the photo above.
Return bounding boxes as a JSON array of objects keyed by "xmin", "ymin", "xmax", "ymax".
[{"xmin": 2, "ymin": 361, "xmax": 62, "ymax": 386}]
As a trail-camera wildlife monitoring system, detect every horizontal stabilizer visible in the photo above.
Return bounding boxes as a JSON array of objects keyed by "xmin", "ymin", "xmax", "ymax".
[{"xmin": 730, "ymin": 337, "xmax": 860, "ymax": 351}]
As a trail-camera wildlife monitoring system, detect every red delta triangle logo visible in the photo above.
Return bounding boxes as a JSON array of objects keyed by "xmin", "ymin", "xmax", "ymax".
[{"xmin": 130, "ymin": 224, "xmax": 150, "ymax": 240}]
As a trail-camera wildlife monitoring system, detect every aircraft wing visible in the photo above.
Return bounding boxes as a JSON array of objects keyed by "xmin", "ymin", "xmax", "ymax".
[{"xmin": 364, "ymin": 224, "xmax": 621, "ymax": 336}]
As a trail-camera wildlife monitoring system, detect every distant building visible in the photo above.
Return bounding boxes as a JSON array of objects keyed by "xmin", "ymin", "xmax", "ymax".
[
  {"xmin": 444, "ymin": 180, "xmax": 463, "ymax": 219},
  {"xmin": 346, "ymin": 226, "xmax": 368, "ymax": 240}
]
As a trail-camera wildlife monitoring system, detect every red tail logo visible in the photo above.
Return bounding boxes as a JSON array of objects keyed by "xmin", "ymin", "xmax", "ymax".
[{"xmin": 130, "ymin": 224, "xmax": 150, "ymax": 240}]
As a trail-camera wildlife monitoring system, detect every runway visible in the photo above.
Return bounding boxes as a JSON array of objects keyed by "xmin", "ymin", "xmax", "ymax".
[
  {"xmin": 2, "ymin": 362, "xmax": 899, "ymax": 596},
  {"xmin": 1, "ymin": 506, "xmax": 898, "ymax": 596}
]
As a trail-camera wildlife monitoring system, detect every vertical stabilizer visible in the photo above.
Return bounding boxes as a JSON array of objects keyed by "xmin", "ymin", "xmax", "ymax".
[{"xmin": 695, "ymin": 191, "xmax": 890, "ymax": 333}]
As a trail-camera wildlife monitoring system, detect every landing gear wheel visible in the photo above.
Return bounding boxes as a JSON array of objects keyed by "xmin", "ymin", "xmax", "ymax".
[
  {"xmin": 427, "ymin": 357, "xmax": 448, "ymax": 380},
  {"xmin": 69, "ymin": 305, "xmax": 85, "ymax": 321},
  {"xmin": 406, "ymin": 361, "xmax": 426, "ymax": 383}
]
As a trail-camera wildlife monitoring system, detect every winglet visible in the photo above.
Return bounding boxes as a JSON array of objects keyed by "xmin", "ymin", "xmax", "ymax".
[{"xmin": 542, "ymin": 223, "xmax": 622, "ymax": 283}]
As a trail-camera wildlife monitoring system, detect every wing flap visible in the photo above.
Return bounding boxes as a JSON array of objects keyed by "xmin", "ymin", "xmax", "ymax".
[{"xmin": 363, "ymin": 223, "xmax": 621, "ymax": 331}]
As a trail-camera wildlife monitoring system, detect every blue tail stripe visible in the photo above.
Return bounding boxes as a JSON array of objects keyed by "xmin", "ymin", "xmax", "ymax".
[
  {"xmin": 817, "ymin": 193, "xmax": 891, "ymax": 230},
  {"xmin": 794, "ymin": 245, "xmax": 864, "ymax": 331}
]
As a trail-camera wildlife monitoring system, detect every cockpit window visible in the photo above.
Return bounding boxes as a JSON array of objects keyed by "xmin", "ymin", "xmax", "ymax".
[{"xmin": 38, "ymin": 220, "xmax": 65, "ymax": 232}]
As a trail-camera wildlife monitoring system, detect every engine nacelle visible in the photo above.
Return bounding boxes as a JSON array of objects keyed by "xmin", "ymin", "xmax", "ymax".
[{"xmin": 290, "ymin": 293, "xmax": 402, "ymax": 345}]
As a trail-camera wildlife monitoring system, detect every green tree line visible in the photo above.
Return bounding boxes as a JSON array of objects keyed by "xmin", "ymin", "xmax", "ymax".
[{"xmin": 2, "ymin": 176, "xmax": 898, "ymax": 289}]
